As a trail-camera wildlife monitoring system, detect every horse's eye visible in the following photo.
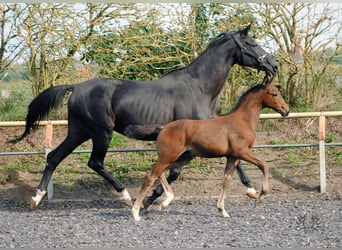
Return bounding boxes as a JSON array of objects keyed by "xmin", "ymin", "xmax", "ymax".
[
  {"xmin": 246, "ymin": 41, "xmax": 258, "ymax": 47},
  {"xmin": 218, "ymin": 33, "xmax": 226, "ymax": 39},
  {"xmin": 272, "ymin": 93, "xmax": 278, "ymax": 97}
]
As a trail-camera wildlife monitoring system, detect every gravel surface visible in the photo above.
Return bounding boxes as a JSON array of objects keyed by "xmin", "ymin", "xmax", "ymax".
[{"xmin": 0, "ymin": 195, "xmax": 341, "ymax": 248}]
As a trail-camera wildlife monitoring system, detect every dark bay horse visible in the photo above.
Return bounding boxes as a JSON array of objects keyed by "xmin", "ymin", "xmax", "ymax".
[
  {"xmin": 16, "ymin": 25, "xmax": 278, "ymax": 209},
  {"xmin": 132, "ymin": 77, "xmax": 290, "ymax": 221}
]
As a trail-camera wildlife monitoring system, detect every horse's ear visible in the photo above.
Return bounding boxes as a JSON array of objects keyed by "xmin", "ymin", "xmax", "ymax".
[
  {"xmin": 242, "ymin": 23, "xmax": 252, "ymax": 36},
  {"xmin": 262, "ymin": 75, "xmax": 269, "ymax": 86},
  {"xmin": 262, "ymin": 74, "xmax": 275, "ymax": 86}
]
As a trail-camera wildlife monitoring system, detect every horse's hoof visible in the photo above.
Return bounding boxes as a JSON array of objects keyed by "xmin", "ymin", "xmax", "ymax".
[
  {"xmin": 30, "ymin": 197, "xmax": 39, "ymax": 210},
  {"xmin": 30, "ymin": 189, "xmax": 46, "ymax": 210},
  {"xmin": 117, "ymin": 189, "xmax": 133, "ymax": 207},
  {"xmin": 246, "ymin": 188, "xmax": 258, "ymax": 199},
  {"xmin": 143, "ymin": 198, "xmax": 152, "ymax": 211}
]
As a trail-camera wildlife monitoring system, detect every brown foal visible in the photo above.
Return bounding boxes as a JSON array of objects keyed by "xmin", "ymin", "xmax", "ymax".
[{"xmin": 132, "ymin": 77, "xmax": 289, "ymax": 221}]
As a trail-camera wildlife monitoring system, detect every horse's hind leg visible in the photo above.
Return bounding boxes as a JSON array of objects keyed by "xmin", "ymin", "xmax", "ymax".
[
  {"xmin": 217, "ymin": 157, "xmax": 238, "ymax": 218},
  {"xmin": 88, "ymin": 133, "xmax": 132, "ymax": 207},
  {"xmin": 31, "ymin": 133, "xmax": 88, "ymax": 209}
]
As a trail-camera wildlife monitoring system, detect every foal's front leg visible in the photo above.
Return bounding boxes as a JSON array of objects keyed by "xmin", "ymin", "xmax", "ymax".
[
  {"xmin": 132, "ymin": 163, "xmax": 168, "ymax": 221},
  {"xmin": 132, "ymin": 170, "xmax": 156, "ymax": 222},
  {"xmin": 237, "ymin": 149, "xmax": 270, "ymax": 206},
  {"xmin": 217, "ymin": 157, "xmax": 239, "ymax": 218}
]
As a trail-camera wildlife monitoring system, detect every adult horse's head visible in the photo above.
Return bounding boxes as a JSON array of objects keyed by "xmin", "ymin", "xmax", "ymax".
[{"xmin": 214, "ymin": 24, "xmax": 278, "ymax": 80}]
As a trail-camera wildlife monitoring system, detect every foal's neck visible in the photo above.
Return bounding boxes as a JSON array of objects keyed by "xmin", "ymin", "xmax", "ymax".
[{"xmin": 232, "ymin": 92, "xmax": 263, "ymax": 131}]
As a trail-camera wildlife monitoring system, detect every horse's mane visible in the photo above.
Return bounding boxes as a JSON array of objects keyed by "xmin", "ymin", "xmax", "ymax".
[
  {"xmin": 223, "ymin": 83, "xmax": 265, "ymax": 115},
  {"xmin": 162, "ymin": 31, "xmax": 238, "ymax": 77}
]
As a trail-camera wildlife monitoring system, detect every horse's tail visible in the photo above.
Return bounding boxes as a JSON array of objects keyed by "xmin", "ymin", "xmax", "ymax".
[{"xmin": 12, "ymin": 85, "xmax": 74, "ymax": 142}]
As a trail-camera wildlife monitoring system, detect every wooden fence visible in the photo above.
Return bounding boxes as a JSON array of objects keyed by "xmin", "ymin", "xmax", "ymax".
[{"xmin": 1, "ymin": 111, "xmax": 341, "ymax": 196}]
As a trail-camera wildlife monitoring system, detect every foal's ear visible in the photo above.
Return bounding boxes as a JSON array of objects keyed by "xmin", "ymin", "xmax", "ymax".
[{"xmin": 242, "ymin": 23, "xmax": 252, "ymax": 36}]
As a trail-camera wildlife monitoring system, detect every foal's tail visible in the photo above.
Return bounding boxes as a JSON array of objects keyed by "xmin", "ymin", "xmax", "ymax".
[{"xmin": 12, "ymin": 85, "xmax": 74, "ymax": 142}]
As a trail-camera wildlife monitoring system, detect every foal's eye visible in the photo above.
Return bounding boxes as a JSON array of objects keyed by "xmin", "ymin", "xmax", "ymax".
[{"xmin": 272, "ymin": 93, "xmax": 278, "ymax": 97}]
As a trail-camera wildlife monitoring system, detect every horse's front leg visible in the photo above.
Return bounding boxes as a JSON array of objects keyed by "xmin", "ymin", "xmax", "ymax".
[
  {"xmin": 217, "ymin": 157, "xmax": 238, "ymax": 218},
  {"xmin": 236, "ymin": 163, "xmax": 258, "ymax": 199}
]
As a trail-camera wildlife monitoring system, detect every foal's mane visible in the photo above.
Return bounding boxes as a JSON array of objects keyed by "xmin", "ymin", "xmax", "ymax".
[{"xmin": 222, "ymin": 83, "xmax": 265, "ymax": 116}]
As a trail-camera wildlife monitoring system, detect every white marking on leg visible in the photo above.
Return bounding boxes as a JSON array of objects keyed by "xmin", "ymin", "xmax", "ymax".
[
  {"xmin": 246, "ymin": 187, "xmax": 257, "ymax": 198},
  {"xmin": 222, "ymin": 209, "xmax": 230, "ymax": 218},
  {"xmin": 118, "ymin": 188, "xmax": 132, "ymax": 207},
  {"xmin": 30, "ymin": 189, "xmax": 46, "ymax": 209},
  {"xmin": 217, "ymin": 194, "xmax": 230, "ymax": 218},
  {"xmin": 132, "ymin": 206, "xmax": 141, "ymax": 222},
  {"xmin": 160, "ymin": 191, "xmax": 174, "ymax": 210}
]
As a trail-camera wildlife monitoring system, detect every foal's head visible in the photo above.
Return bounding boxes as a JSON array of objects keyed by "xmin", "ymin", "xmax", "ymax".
[{"xmin": 261, "ymin": 80, "xmax": 290, "ymax": 117}]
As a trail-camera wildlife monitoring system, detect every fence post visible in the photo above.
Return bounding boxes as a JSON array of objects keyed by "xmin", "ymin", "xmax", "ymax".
[
  {"xmin": 44, "ymin": 121, "xmax": 54, "ymax": 201},
  {"xmin": 318, "ymin": 113, "xmax": 326, "ymax": 193}
]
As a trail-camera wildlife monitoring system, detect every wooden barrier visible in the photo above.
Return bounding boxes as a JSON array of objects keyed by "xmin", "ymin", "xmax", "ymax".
[
  {"xmin": 1, "ymin": 111, "xmax": 342, "ymax": 127},
  {"xmin": 1, "ymin": 111, "xmax": 342, "ymax": 195},
  {"xmin": 44, "ymin": 122, "xmax": 54, "ymax": 201}
]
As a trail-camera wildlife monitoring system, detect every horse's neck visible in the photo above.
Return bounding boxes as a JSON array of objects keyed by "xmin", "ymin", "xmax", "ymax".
[
  {"xmin": 187, "ymin": 49, "xmax": 234, "ymax": 97},
  {"xmin": 233, "ymin": 93, "xmax": 263, "ymax": 131}
]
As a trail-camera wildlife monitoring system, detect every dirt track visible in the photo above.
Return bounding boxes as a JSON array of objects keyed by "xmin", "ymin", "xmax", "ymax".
[
  {"xmin": 0, "ymin": 192, "xmax": 341, "ymax": 248},
  {"xmin": 0, "ymin": 123, "xmax": 341, "ymax": 247}
]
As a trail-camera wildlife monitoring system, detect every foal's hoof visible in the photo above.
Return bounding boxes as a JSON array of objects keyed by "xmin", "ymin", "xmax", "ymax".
[
  {"xmin": 246, "ymin": 188, "xmax": 258, "ymax": 199},
  {"xmin": 255, "ymin": 195, "xmax": 265, "ymax": 207},
  {"xmin": 143, "ymin": 198, "xmax": 152, "ymax": 211},
  {"xmin": 159, "ymin": 203, "xmax": 167, "ymax": 211},
  {"xmin": 218, "ymin": 208, "xmax": 231, "ymax": 218},
  {"xmin": 132, "ymin": 208, "xmax": 141, "ymax": 222}
]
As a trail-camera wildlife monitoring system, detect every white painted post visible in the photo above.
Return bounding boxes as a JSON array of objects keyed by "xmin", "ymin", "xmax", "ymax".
[
  {"xmin": 318, "ymin": 113, "xmax": 326, "ymax": 193},
  {"xmin": 44, "ymin": 122, "xmax": 54, "ymax": 201}
]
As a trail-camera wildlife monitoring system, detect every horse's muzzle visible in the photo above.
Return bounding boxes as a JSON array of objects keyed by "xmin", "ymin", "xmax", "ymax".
[{"xmin": 263, "ymin": 55, "xmax": 278, "ymax": 77}]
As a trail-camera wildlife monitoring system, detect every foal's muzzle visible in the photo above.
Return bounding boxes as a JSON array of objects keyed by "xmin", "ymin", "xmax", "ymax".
[{"xmin": 279, "ymin": 108, "xmax": 290, "ymax": 117}]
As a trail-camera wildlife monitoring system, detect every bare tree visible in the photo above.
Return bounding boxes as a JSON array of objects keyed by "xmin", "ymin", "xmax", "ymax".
[
  {"xmin": 18, "ymin": 3, "xmax": 124, "ymax": 95},
  {"xmin": 257, "ymin": 3, "xmax": 341, "ymax": 109},
  {"xmin": 0, "ymin": 4, "xmax": 25, "ymax": 78}
]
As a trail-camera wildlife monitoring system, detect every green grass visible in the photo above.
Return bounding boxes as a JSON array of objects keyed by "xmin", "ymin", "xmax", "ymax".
[{"xmin": 109, "ymin": 132, "xmax": 129, "ymax": 148}]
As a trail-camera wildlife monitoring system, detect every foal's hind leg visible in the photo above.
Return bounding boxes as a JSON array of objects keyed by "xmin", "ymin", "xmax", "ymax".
[
  {"xmin": 159, "ymin": 172, "xmax": 174, "ymax": 210},
  {"xmin": 88, "ymin": 133, "xmax": 132, "ymax": 207},
  {"xmin": 143, "ymin": 151, "xmax": 194, "ymax": 210},
  {"xmin": 217, "ymin": 157, "xmax": 238, "ymax": 218},
  {"xmin": 31, "ymin": 133, "xmax": 88, "ymax": 209}
]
